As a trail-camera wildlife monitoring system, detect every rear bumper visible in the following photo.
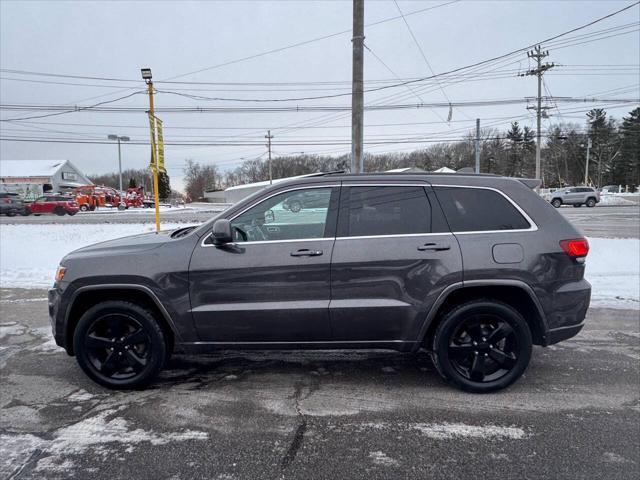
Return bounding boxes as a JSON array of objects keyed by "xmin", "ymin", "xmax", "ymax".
[
  {"xmin": 543, "ymin": 279, "xmax": 591, "ymax": 345},
  {"xmin": 547, "ymin": 321, "xmax": 585, "ymax": 345}
]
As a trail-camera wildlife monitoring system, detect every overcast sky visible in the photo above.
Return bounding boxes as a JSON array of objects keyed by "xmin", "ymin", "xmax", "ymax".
[{"xmin": 1, "ymin": 0, "xmax": 638, "ymax": 192}]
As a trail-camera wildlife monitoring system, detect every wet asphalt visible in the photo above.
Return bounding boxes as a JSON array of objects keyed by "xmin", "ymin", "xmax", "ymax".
[{"xmin": 1, "ymin": 288, "xmax": 638, "ymax": 480}]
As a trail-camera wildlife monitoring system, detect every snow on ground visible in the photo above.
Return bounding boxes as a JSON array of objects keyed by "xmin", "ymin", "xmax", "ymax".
[
  {"xmin": 0, "ymin": 222, "xmax": 196, "ymax": 288},
  {"xmin": 598, "ymin": 195, "xmax": 637, "ymax": 206},
  {"xmin": 0, "ymin": 223, "xmax": 638, "ymax": 309},
  {"xmin": 586, "ymin": 237, "xmax": 639, "ymax": 309}
]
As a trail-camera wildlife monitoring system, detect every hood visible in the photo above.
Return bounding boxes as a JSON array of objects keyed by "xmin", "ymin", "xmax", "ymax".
[{"xmin": 63, "ymin": 229, "xmax": 176, "ymax": 261}]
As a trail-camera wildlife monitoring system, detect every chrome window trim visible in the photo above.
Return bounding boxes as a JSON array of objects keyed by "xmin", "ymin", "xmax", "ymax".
[
  {"xmin": 201, "ymin": 184, "xmax": 339, "ymax": 248},
  {"xmin": 201, "ymin": 182, "xmax": 538, "ymax": 247},
  {"xmin": 431, "ymin": 184, "xmax": 539, "ymax": 233},
  {"xmin": 336, "ymin": 232, "xmax": 453, "ymax": 241}
]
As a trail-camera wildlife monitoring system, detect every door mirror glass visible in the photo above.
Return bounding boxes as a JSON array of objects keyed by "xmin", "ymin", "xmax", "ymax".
[
  {"xmin": 212, "ymin": 218, "xmax": 233, "ymax": 245},
  {"xmin": 264, "ymin": 209, "xmax": 275, "ymax": 224}
]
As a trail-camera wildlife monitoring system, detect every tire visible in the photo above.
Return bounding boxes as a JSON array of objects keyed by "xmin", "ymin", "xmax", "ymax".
[
  {"xmin": 573, "ymin": 204, "xmax": 582, "ymax": 208},
  {"xmin": 54, "ymin": 207, "xmax": 66, "ymax": 216},
  {"xmin": 90, "ymin": 205, "xmax": 96, "ymax": 211},
  {"xmin": 73, "ymin": 300, "xmax": 167, "ymax": 389},
  {"xmin": 551, "ymin": 199, "xmax": 562, "ymax": 208},
  {"xmin": 586, "ymin": 198, "xmax": 597, "ymax": 208},
  {"xmin": 80, "ymin": 204, "xmax": 89, "ymax": 212},
  {"xmin": 6, "ymin": 209, "xmax": 17, "ymax": 217},
  {"xmin": 431, "ymin": 300, "xmax": 532, "ymax": 393},
  {"xmin": 20, "ymin": 208, "xmax": 31, "ymax": 216},
  {"xmin": 289, "ymin": 199, "xmax": 302, "ymax": 213}
]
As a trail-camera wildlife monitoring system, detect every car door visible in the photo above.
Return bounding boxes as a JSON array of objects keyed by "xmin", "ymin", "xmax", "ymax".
[
  {"xmin": 329, "ymin": 183, "xmax": 463, "ymax": 346},
  {"xmin": 31, "ymin": 196, "xmax": 46, "ymax": 214},
  {"xmin": 189, "ymin": 185, "xmax": 340, "ymax": 344}
]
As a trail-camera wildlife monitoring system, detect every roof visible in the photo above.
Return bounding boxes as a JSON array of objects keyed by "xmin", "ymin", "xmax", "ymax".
[{"xmin": 0, "ymin": 160, "xmax": 68, "ymax": 178}]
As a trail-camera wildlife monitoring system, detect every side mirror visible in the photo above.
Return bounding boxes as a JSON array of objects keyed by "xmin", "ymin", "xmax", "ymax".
[{"xmin": 212, "ymin": 219, "xmax": 233, "ymax": 245}]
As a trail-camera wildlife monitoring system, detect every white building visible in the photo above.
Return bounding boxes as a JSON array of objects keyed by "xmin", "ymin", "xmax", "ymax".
[{"xmin": 0, "ymin": 160, "xmax": 92, "ymax": 199}]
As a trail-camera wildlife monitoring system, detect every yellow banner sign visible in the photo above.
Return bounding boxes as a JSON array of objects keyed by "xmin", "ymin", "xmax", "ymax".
[{"xmin": 148, "ymin": 113, "xmax": 167, "ymax": 174}]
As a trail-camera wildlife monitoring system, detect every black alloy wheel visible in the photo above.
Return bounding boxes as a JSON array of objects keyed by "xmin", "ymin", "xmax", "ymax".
[
  {"xmin": 74, "ymin": 301, "xmax": 166, "ymax": 389},
  {"xmin": 432, "ymin": 300, "xmax": 532, "ymax": 393}
]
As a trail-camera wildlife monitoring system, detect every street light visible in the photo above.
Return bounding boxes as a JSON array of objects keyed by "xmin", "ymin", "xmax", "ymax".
[
  {"xmin": 141, "ymin": 68, "xmax": 152, "ymax": 82},
  {"xmin": 107, "ymin": 134, "xmax": 130, "ymax": 194}
]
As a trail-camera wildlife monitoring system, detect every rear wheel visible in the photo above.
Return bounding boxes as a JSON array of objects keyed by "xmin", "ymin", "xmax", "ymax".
[
  {"xmin": 551, "ymin": 198, "xmax": 562, "ymax": 208},
  {"xmin": 431, "ymin": 300, "xmax": 532, "ymax": 393},
  {"xmin": 586, "ymin": 198, "xmax": 597, "ymax": 207},
  {"xmin": 79, "ymin": 204, "xmax": 89, "ymax": 212},
  {"xmin": 73, "ymin": 301, "xmax": 167, "ymax": 389},
  {"xmin": 54, "ymin": 207, "xmax": 66, "ymax": 216},
  {"xmin": 6, "ymin": 209, "xmax": 17, "ymax": 217}
]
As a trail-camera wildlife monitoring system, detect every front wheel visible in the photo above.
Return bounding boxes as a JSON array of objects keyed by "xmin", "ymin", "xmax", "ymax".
[
  {"xmin": 79, "ymin": 204, "xmax": 89, "ymax": 212},
  {"xmin": 73, "ymin": 301, "xmax": 167, "ymax": 389},
  {"xmin": 551, "ymin": 199, "xmax": 562, "ymax": 208},
  {"xmin": 54, "ymin": 207, "xmax": 66, "ymax": 216},
  {"xmin": 586, "ymin": 198, "xmax": 597, "ymax": 207},
  {"xmin": 431, "ymin": 300, "xmax": 532, "ymax": 393}
]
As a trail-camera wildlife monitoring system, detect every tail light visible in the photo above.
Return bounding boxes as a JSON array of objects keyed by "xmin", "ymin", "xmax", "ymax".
[{"xmin": 560, "ymin": 238, "xmax": 589, "ymax": 258}]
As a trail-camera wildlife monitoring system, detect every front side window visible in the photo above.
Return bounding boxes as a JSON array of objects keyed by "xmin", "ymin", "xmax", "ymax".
[
  {"xmin": 434, "ymin": 187, "xmax": 531, "ymax": 232},
  {"xmin": 230, "ymin": 187, "xmax": 335, "ymax": 242},
  {"xmin": 342, "ymin": 186, "xmax": 433, "ymax": 237}
]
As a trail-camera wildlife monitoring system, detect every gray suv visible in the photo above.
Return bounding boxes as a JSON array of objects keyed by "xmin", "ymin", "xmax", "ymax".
[
  {"xmin": 48, "ymin": 173, "xmax": 591, "ymax": 393},
  {"xmin": 549, "ymin": 186, "xmax": 600, "ymax": 208}
]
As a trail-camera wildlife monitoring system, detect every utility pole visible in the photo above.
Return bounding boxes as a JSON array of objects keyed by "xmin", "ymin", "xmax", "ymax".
[
  {"xmin": 107, "ymin": 134, "xmax": 130, "ymax": 195},
  {"xmin": 351, "ymin": 0, "xmax": 364, "ymax": 174},
  {"xmin": 475, "ymin": 118, "xmax": 481, "ymax": 174},
  {"xmin": 584, "ymin": 137, "xmax": 592, "ymax": 185},
  {"xmin": 521, "ymin": 46, "xmax": 554, "ymax": 181},
  {"xmin": 141, "ymin": 67, "xmax": 161, "ymax": 233},
  {"xmin": 265, "ymin": 130, "xmax": 273, "ymax": 184}
]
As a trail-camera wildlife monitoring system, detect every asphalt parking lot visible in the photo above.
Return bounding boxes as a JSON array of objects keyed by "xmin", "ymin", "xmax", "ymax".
[
  {"xmin": 1, "ymin": 289, "xmax": 639, "ymax": 480},
  {"xmin": 1, "ymin": 202, "xmax": 639, "ymax": 479}
]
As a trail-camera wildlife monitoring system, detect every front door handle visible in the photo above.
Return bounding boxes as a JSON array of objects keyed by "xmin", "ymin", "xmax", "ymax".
[
  {"xmin": 418, "ymin": 243, "xmax": 451, "ymax": 251},
  {"xmin": 290, "ymin": 249, "xmax": 323, "ymax": 257}
]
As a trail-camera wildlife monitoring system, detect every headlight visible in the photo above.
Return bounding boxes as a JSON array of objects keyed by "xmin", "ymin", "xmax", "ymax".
[{"xmin": 55, "ymin": 266, "xmax": 66, "ymax": 283}]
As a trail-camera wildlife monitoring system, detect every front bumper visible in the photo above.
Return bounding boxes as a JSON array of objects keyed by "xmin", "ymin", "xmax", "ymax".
[{"xmin": 48, "ymin": 287, "xmax": 68, "ymax": 352}]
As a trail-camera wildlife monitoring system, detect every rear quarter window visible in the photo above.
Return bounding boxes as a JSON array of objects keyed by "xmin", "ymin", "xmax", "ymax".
[{"xmin": 434, "ymin": 187, "xmax": 531, "ymax": 232}]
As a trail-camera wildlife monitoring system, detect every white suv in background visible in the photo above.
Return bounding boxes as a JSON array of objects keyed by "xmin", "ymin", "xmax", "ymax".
[{"xmin": 549, "ymin": 187, "xmax": 600, "ymax": 208}]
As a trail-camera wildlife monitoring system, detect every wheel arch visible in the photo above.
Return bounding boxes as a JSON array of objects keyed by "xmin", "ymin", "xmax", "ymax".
[
  {"xmin": 418, "ymin": 281, "xmax": 548, "ymax": 350},
  {"xmin": 65, "ymin": 285, "xmax": 179, "ymax": 356}
]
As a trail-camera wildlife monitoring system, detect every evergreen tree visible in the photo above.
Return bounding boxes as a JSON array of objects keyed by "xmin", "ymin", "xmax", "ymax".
[
  {"xmin": 158, "ymin": 172, "xmax": 171, "ymax": 200},
  {"xmin": 616, "ymin": 107, "xmax": 640, "ymax": 189},
  {"xmin": 128, "ymin": 178, "xmax": 137, "ymax": 189}
]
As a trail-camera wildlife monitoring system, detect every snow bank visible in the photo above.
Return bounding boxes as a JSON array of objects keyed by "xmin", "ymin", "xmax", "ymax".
[
  {"xmin": 585, "ymin": 237, "xmax": 639, "ymax": 309},
  {"xmin": 0, "ymin": 224, "xmax": 637, "ymax": 310},
  {"xmin": 598, "ymin": 195, "xmax": 637, "ymax": 206},
  {"xmin": 0, "ymin": 223, "xmax": 196, "ymax": 288}
]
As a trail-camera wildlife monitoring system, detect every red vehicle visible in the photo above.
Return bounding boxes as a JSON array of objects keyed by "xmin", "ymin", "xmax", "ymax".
[{"xmin": 25, "ymin": 195, "xmax": 80, "ymax": 216}]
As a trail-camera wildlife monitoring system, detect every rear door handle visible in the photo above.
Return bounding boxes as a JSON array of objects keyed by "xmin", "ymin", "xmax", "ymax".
[
  {"xmin": 290, "ymin": 249, "xmax": 323, "ymax": 257},
  {"xmin": 418, "ymin": 243, "xmax": 451, "ymax": 251}
]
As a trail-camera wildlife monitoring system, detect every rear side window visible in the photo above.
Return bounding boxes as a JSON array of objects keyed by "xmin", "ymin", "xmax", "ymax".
[
  {"xmin": 434, "ymin": 187, "xmax": 530, "ymax": 232},
  {"xmin": 341, "ymin": 186, "xmax": 432, "ymax": 237}
]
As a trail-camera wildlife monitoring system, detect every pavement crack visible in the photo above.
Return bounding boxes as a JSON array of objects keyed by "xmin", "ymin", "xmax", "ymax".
[{"xmin": 281, "ymin": 382, "xmax": 308, "ymax": 470}]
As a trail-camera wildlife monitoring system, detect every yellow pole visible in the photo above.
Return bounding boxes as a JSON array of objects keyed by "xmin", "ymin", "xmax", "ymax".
[{"xmin": 147, "ymin": 81, "xmax": 161, "ymax": 233}]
